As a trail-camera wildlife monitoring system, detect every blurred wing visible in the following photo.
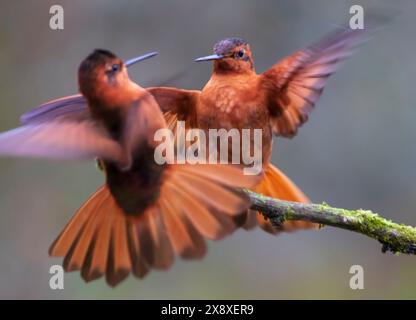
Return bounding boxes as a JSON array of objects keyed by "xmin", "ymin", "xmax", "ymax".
[
  {"xmin": 20, "ymin": 87, "xmax": 199, "ymax": 131},
  {"xmin": 122, "ymin": 92, "xmax": 168, "ymax": 164},
  {"xmin": 0, "ymin": 119, "xmax": 124, "ymax": 163},
  {"xmin": 20, "ymin": 94, "xmax": 89, "ymax": 124},
  {"xmin": 147, "ymin": 87, "xmax": 200, "ymax": 130},
  {"xmin": 262, "ymin": 27, "xmax": 371, "ymax": 138}
]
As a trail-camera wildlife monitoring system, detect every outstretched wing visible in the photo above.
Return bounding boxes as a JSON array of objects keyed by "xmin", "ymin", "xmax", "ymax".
[
  {"xmin": 14, "ymin": 90, "xmax": 169, "ymax": 167},
  {"xmin": 20, "ymin": 88, "xmax": 200, "ymax": 134},
  {"xmin": 0, "ymin": 118, "xmax": 125, "ymax": 164},
  {"xmin": 261, "ymin": 26, "xmax": 373, "ymax": 138},
  {"xmin": 20, "ymin": 94, "xmax": 89, "ymax": 124},
  {"xmin": 147, "ymin": 87, "xmax": 200, "ymax": 133}
]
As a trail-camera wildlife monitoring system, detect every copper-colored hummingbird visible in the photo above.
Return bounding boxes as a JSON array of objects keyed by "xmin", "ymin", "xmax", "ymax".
[
  {"xmin": 149, "ymin": 26, "xmax": 374, "ymax": 233},
  {"xmin": 0, "ymin": 49, "xmax": 258, "ymax": 286}
]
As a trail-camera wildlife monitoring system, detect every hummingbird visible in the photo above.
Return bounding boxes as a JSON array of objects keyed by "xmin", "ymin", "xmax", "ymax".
[
  {"xmin": 149, "ymin": 26, "xmax": 376, "ymax": 233},
  {"xmin": 0, "ymin": 49, "xmax": 258, "ymax": 286},
  {"xmin": 19, "ymin": 20, "xmax": 381, "ymax": 235}
]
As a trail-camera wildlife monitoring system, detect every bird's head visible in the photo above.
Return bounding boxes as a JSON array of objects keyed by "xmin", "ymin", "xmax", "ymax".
[
  {"xmin": 195, "ymin": 37, "xmax": 254, "ymax": 74},
  {"xmin": 78, "ymin": 49, "xmax": 157, "ymax": 102}
]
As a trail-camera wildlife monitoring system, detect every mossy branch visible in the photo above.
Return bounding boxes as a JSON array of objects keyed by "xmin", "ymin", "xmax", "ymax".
[{"xmin": 244, "ymin": 190, "xmax": 416, "ymax": 255}]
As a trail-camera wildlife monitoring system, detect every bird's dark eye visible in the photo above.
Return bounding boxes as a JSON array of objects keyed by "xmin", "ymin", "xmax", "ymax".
[
  {"xmin": 106, "ymin": 63, "xmax": 121, "ymax": 75},
  {"xmin": 111, "ymin": 63, "xmax": 120, "ymax": 73},
  {"xmin": 235, "ymin": 49, "xmax": 245, "ymax": 59}
]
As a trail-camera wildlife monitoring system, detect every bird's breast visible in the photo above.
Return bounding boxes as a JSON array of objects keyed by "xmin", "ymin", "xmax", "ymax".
[
  {"xmin": 212, "ymin": 87, "xmax": 239, "ymax": 114},
  {"xmin": 197, "ymin": 80, "xmax": 273, "ymax": 164},
  {"xmin": 198, "ymin": 81, "xmax": 268, "ymax": 130}
]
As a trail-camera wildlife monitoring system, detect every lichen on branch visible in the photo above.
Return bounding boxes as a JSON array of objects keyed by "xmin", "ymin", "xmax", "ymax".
[{"xmin": 244, "ymin": 190, "xmax": 416, "ymax": 255}]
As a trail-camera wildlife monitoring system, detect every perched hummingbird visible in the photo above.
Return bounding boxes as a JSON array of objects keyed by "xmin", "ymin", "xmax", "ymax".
[
  {"xmin": 0, "ymin": 49, "xmax": 258, "ymax": 286},
  {"xmin": 149, "ymin": 26, "xmax": 375, "ymax": 233},
  {"xmin": 148, "ymin": 25, "xmax": 376, "ymax": 233},
  {"xmin": 19, "ymin": 21, "xmax": 380, "ymax": 235}
]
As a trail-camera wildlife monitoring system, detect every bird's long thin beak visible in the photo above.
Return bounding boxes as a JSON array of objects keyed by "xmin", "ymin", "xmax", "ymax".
[
  {"xmin": 124, "ymin": 52, "xmax": 159, "ymax": 67},
  {"xmin": 194, "ymin": 54, "xmax": 224, "ymax": 62}
]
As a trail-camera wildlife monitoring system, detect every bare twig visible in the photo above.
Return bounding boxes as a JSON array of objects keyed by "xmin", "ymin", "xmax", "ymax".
[{"xmin": 244, "ymin": 190, "xmax": 416, "ymax": 255}]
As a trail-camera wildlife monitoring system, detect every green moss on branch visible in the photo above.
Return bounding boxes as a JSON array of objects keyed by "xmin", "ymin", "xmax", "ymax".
[{"xmin": 244, "ymin": 190, "xmax": 416, "ymax": 255}]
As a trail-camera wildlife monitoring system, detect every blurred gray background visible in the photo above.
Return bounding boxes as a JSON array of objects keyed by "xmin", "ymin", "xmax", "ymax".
[{"xmin": 0, "ymin": 0, "xmax": 415, "ymax": 299}]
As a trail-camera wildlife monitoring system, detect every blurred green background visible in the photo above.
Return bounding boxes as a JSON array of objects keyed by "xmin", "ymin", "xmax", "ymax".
[{"xmin": 0, "ymin": 0, "xmax": 415, "ymax": 299}]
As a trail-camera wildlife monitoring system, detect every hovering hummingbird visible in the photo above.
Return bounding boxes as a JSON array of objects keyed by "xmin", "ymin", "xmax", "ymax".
[
  {"xmin": 19, "ymin": 19, "xmax": 382, "ymax": 235},
  {"xmin": 0, "ymin": 49, "xmax": 258, "ymax": 286}
]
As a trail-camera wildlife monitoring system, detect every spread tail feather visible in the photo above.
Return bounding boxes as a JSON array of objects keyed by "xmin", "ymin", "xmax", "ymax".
[
  {"xmin": 49, "ymin": 164, "xmax": 258, "ymax": 286},
  {"xmin": 243, "ymin": 163, "xmax": 319, "ymax": 234}
]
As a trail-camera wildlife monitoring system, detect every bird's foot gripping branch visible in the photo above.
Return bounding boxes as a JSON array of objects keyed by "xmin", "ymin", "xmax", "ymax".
[{"xmin": 244, "ymin": 190, "xmax": 416, "ymax": 255}]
